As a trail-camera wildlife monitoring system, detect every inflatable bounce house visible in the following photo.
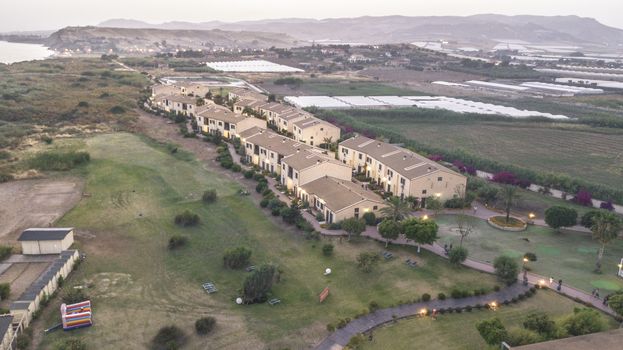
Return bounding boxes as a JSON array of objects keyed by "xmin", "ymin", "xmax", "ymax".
[{"xmin": 60, "ymin": 300, "xmax": 93, "ymax": 330}]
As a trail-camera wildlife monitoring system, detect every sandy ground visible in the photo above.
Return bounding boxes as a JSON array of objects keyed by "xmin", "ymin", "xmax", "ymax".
[{"xmin": 0, "ymin": 178, "xmax": 84, "ymax": 244}]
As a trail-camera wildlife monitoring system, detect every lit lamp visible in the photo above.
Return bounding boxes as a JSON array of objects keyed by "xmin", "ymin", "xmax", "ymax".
[
  {"xmin": 528, "ymin": 213, "xmax": 535, "ymax": 225},
  {"xmin": 422, "ymin": 215, "xmax": 429, "ymax": 221},
  {"xmin": 538, "ymin": 279, "xmax": 546, "ymax": 289},
  {"xmin": 618, "ymin": 260, "xmax": 623, "ymax": 278},
  {"xmin": 489, "ymin": 301, "xmax": 497, "ymax": 310},
  {"xmin": 419, "ymin": 308, "xmax": 427, "ymax": 316}
]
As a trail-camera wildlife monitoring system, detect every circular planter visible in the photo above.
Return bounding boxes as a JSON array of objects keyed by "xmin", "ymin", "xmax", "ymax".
[{"xmin": 487, "ymin": 216, "xmax": 527, "ymax": 232}]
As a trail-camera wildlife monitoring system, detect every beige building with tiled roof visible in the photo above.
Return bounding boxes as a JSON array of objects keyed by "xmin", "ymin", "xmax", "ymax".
[
  {"xmin": 196, "ymin": 104, "xmax": 266, "ymax": 139},
  {"xmin": 157, "ymin": 94, "xmax": 200, "ymax": 116},
  {"xmin": 227, "ymin": 87, "xmax": 266, "ymax": 103},
  {"xmin": 280, "ymin": 149, "xmax": 351, "ymax": 192},
  {"xmin": 338, "ymin": 135, "xmax": 466, "ymax": 203},
  {"xmin": 299, "ymin": 176, "xmax": 387, "ymax": 223},
  {"xmin": 293, "ymin": 117, "xmax": 341, "ymax": 147},
  {"xmin": 242, "ymin": 130, "xmax": 313, "ymax": 174}
]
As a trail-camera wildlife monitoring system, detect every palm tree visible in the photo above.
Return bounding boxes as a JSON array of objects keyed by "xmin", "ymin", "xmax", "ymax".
[
  {"xmin": 591, "ymin": 211, "xmax": 622, "ymax": 273},
  {"xmin": 380, "ymin": 196, "xmax": 412, "ymax": 221},
  {"xmin": 321, "ymin": 136, "xmax": 333, "ymax": 150},
  {"xmin": 501, "ymin": 185, "xmax": 518, "ymax": 224}
]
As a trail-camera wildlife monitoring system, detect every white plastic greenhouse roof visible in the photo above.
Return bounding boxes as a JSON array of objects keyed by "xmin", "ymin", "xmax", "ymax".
[{"xmin": 205, "ymin": 60, "xmax": 303, "ymax": 73}]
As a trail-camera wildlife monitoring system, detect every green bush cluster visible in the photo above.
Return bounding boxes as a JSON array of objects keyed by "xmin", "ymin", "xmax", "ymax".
[
  {"xmin": 29, "ymin": 151, "xmax": 90, "ymax": 171},
  {"xmin": 223, "ymin": 247, "xmax": 252, "ymax": 269},
  {"xmin": 168, "ymin": 235, "xmax": 188, "ymax": 250},
  {"xmin": 174, "ymin": 210, "xmax": 200, "ymax": 227}
]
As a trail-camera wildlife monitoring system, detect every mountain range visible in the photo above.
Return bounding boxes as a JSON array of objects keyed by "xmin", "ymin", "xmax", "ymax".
[{"xmin": 98, "ymin": 15, "xmax": 623, "ymax": 49}]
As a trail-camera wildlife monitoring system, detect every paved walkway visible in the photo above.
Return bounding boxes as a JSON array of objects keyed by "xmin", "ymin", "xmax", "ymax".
[{"xmin": 315, "ymin": 283, "xmax": 532, "ymax": 350}]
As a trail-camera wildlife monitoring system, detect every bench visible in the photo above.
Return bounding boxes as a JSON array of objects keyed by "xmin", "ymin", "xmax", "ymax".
[
  {"xmin": 268, "ymin": 298, "xmax": 281, "ymax": 306},
  {"xmin": 382, "ymin": 251, "xmax": 394, "ymax": 260},
  {"xmin": 202, "ymin": 282, "xmax": 218, "ymax": 294},
  {"xmin": 246, "ymin": 265, "xmax": 256, "ymax": 272}
]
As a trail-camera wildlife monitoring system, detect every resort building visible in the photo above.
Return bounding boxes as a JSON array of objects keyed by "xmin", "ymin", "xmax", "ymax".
[
  {"xmin": 293, "ymin": 117, "xmax": 341, "ymax": 146},
  {"xmin": 157, "ymin": 94, "xmax": 199, "ymax": 117},
  {"xmin": 240, "ymin": 129, "xmax": 314, "ymax": 174},
  {"xmin": 258, "ymin": 103, "xmax": 299, "ymax": 125},
  {"xmin": 196, "ymin": 104, "xmax": 266, "ymax": 139},
  {"xmin": 280, "ymin": 149, "xmax": 351, "ymax": 192},
  {"xmin": 233, "ymin": 99, "xmax": 269, "ymax": 115},
  {"xmin": 299, "ymin": 176, "xmax": 387, "ymax": 223},
  {"xmin": 177, "ymin": 83, "xmax": 210, "ymax": 98},
  {"xmin": 227, "ymin": 87, "xmax": 266, "ymax": 103},
  {"xmin": 338, "ymin": 135, "xmax": 467, "ymax": 203}
]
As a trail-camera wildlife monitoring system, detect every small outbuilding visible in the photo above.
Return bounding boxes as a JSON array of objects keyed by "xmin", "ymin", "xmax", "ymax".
[{"xmin": 17, "ymin": 228, "xmax": 74, "ymax": 255}]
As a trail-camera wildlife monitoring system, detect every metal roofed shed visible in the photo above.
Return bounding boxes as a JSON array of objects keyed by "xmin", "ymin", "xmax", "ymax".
[{"xmin": 18, "ymin": 228, "xmax": 74, "ymax": 255}]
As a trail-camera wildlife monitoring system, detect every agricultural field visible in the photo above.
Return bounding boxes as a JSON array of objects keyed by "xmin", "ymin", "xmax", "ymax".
[
  {"xmin": 34, "ymin": 132, "xmax": 499, "ymax": 349},
  {"xmin": 363, "ymin": 290, "xmax": 618, "ymax": 350},
  {"xmin": 261, "ymin": 78, "xmax": 426, "ymax": 97},
  {"xmin": 435, "ymin": 215, "xmax": 623, "ymax": 294},
  {"xmin": 322, "ymin": 109, "xmax": 623, "ymax": 190}
]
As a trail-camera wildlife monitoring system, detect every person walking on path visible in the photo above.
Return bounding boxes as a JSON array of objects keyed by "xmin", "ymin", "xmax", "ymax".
[
  {"xmin": 557, "ymin": 279, "xmax": 563, "ymax": 292},
  {"xmin": 549, "ymin": 277, "xmax": 554, "ymax": 286}
]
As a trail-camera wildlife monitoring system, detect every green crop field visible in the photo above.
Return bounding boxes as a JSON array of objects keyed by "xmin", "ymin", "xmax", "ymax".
[
  {"xmin": 435, "ymin": 215, "xmax": 623, "ymax": 294},
  {"xmin": 37, "ymin": 133, "xmax": 500, "ymax": 350},
  {"xmin": 322, "ymin": 109, "xmax": 623, "ymax": 190},
  {"xmin": 363, "ymin": 290, "xmax": 618, "ymax": 350}
]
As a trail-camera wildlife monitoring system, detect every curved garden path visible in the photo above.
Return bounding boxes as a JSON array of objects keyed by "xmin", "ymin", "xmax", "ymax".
[{"xmin": 315, "ymin": 283, "xmax": 531, "ymax": 350}]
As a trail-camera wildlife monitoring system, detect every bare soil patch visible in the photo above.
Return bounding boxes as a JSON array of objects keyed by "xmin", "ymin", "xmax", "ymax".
[{"xmin": 0, "ymin": 178, "xmax": 84, "ymax": 244}]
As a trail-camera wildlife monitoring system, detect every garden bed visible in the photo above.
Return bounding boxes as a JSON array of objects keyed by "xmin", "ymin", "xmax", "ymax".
[{"xmin": 487, "ymin": 216, "xmax": 527, "ymax": 232}]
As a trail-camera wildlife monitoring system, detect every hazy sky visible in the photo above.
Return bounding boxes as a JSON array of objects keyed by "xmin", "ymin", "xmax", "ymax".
[{"xmin": 2, "ymin": 0, "xmax": 623, "ymax": 32}]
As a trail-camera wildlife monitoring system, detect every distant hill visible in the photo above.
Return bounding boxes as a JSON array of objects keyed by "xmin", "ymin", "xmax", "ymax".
[
  {"xmin": 45, "ymin": 26, "xmax": 301, "ymax": 52},
  {"xmin": 99, "ymin": 15, "xmax": 623, "ymax": 49}
]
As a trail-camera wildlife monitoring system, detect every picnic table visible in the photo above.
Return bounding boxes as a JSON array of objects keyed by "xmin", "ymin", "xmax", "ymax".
[
  {"xmin": 405, "ymin": 258, "xmax": 418, "ymax": 268},
  {"xmin": 382, "ymin": 251, "xmax": 394, "ymax": 260},
  {"xmin": 202, "ymin": 282, "xmax": 218, "ymax": 294},
  {"xmin": 268, "ymin": 298, "xmax": 281, "ymax": 306}
]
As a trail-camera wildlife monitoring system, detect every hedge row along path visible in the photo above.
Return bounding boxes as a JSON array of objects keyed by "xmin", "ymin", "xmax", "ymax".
[{"xmin": 315, "ymin": 283, "xmax": 531, "ymax": 350}]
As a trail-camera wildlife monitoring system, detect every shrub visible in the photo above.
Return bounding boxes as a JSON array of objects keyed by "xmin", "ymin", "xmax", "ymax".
[
  {"xmin": 600, "ymin": 201, "xmax": 615, "ymax": 211},
  {"xmin": 357, "ymin": 252, "xmax": 380, "ymax": 273},
  {"xmin": 0, "ymin": 246, "xmax": 12, "ymax": 261},
  {"xmin": 506, "ymin": 328, "xmax": 541, "ymax": 347},
  {"xmin": 260, "ymin": 198, "xmax": 270, "ymax": 208},
  {"xmin": 493, "ymin": 255, "xmax": 519, "ymax": 285},
  {"xmin": 16, "ymin": 333, "xmax": 31, "ymax": 349},
  {"xmin": 152, "ymin": 325, "xmax": 186, "ymax": 350},
  {"xmin": 0, "ymin": 283, "xmax": 9, "ymax": 300},
  {"xmin": 573, "ymin": 190, "xmax": 593, "ymax": 206},
  {"xmin": 223, "ymin": 247, "xmax": 252, "ymax": 269},
  {"xmin": 243, "ymin": 170, "xmax": 254, "ymax": 179},
  {"xmin": 41, "ymin": 135, "xmax": 53, "ymax": 144},
  {"xmin": 280, "ymin": 207, "xmax": 301, "ymax": 225},
  {"xmin": 305, "ymin": 230, "xmax": 320, "ymax": 240},
  {"xmin": 322, "ymin": 244, "xmax": 334, "ymax": 257},
  {"xmin": 524, "ymin": 252, "xmax": 537, "ymax": 262},
  {"xmin": 448, "ymin": 246, "xmax": 468, "ymax": 265},
  {"xmin": 580, "ymin": 210, "xmax": 601, "ymax": 228},
  {"xmin": 174, "ymin": 210, "xmax": 200, "ymax": 226},
  {"xmin": 255, "ymin": 182, "xmax": 268, "ymax": 193},
  {"xmin": 53, "ymin": 339, "xmax": 87, "ymax": 350},
  {"xmin": 523, "ymin": 312, "xmax": 555, "ymax": 336},
  {"xmin": 242, "ymin": 264, "xmax": 278, "ymax": 303},
  {"xmin": 421, "ymin": 293, "xmax": 431, "ymax": 302},
  {"xmin": 326, "ymin": 323, "xmax": 335, "ymax": 332},
  {"xmin": 369, "ymin": 300, "xmax": 380, "ymax": 312},
  {"xmin": 544, "ymin": 206, "xmax": 578, "ymax": 230},
  {"xmin": 231, "ymin": 164, "xmax": 242, "ymax": 172},
  {"xmin": 29, "ymin": 151, "xmax": 90, "ymax": 171},
  {"xmin": 492, "ymin": 171, "xmax": 517, "ymax": 185},
  {"xmin": 295, "ymin": 218, "xmax": 314, "ymax": 232},
  {"xmin": 168, "ymin": 235, "xmax": 188, "ymax": 250},
  {"xmin": 476, "ymin": 318, "xmax": 508, "ymax": 346},
  {"xmin": 346, "ymin": 333, "xmax": 366, "ymax": 350},
  {"xmin": 62, "ymin": 288, "xmax": 89, "ymax": 304},
  {"xmin": 362, "ymin": 212, "xmax": 377, "ymax": 226},
  {"xmin": 316, "ymin": 211, "xmax": 325, "ymax": 221},
  {"xmin": 560, "ymin": 308, "xmax": 606, "ymax": 336},
  {"xmin": 109, "ymin": 105, "xmax": 126, "ymax": 114},
  {"xmin": 437, "ymin": 292, "xmax": 446, "ymax": 300},
  {"xmin": 195, "ymin": 316, "xmax": 216, "ymax": 335},
  {"xmin": 202, "ymin": 189, "xmax": 217, "ymax": 203}
]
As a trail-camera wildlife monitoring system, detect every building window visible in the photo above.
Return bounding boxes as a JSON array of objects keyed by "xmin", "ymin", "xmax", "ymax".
[
  {"xmin": 373, "ymin": 205, "xmax": 378, "ymax": 210},
  {"xmin": 294, "ymin": 172, "xmax": 298, "ymax": 179},
  {"xmin": 358, "ymin": 154, "xmax": 363, "ymax": 160},
  {"xmin": 438, "ymin": 176, "xmax": 443, "ymax": 181},
  {"xmin": 422, "ymin": 189, "xmax": 427, "ymax": 195}
]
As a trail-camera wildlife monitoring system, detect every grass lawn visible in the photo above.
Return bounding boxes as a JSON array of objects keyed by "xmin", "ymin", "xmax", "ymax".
[
  {"xmin": 435, "ymin": 215, "xmax": 623, "ymax": 294},
  {"xmin": 38, "ymin": 133, "xmax": 499, "ymax": 349},
  {"xmin": 362, "ymin": 290, "xmax": 618, "ymax": 350}
]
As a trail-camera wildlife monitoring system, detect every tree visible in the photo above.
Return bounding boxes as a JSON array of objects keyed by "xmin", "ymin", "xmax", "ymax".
[
  {"xmin": 378, "ymin": 219, "xmax": 401, "ymax": 247},
  {"xmin": 574, "ymin": 190, "xmax": 593, "ymax": 206},
  {"xmin": 0, "ymin": 283, "xmax": 9, "ymax": 300},
  {"xmin": 455, "ymin": 213, "xmax": 474, "ymax": 247},
  {"xmin": 168, "ymin": 235, "xmax": 188, "ymax": 250},
  {"xmin": 242, "ymin": 264, "xmax": 278, "ymax": 303},
  {"xmin": 174, "ymin": 210, "xmax": 200, "ymax": 226},
  {"xmin": 342, "ymin": 218, "xmax": 366, "ymax": 241},
  {"xmin": 62, "ymin": 288, "xmax": 89, "ymax": 304},
  {"xmin": 362, "ymin": 212, "xmax": 377, "ymax": 226},
  {"xmin": 608, "ymin": 291, "xmax": 623, "ymax": 317},
  {"xmin": 280, "ymin": 206, "xmax": 301, "ymax": 225},
  {"xmin": 195, "ymin": 317, "xmax": 216, "ymax": 335},
  {"xmin": 590, "ymin": 211, "xmax": 622, "ymax": 273},
  {"xmin": 448, "ymin": 246, "xmax": 468, "ymax": 265},
  {"xmin": 223, "ymin": 247, "xmax": 252, "ymax": 269},
  {"xmin": 505, "ymin": 328, "xmax": 541, "ymax": 347},
  {"xmin": 560, "ymin": 308, "xmax": 606, "ymax": 336},
  {"xmin": 523, "ymin": 312, "xmax": 555, "ymax": 337},
  {"xmin": 476, "ymin": 318, "xmax": 508, "ymax": 346},
  {"xmin": 501, "ymin": 185, "xmax": 519, "ymax": 224},
  {"xmin": 357, "ymin": 252, "xmax": 380, "ymax": 273},
  {"xmin": 322, "ymin": 244, "xmax": 334, "ymax": 257},
  {"xmin": 544, "ymin": 206, "xmax": 578, "ymax": 232},
  {"xmin": 379, "ymin": 197, "xmax": 412, "ymax": 221},
  {"xmin": 402, "ymin": 217, "xmax": 438, "ymax": 253},
  {"xmin": 425, "ymin": 196, "xmax": 443, "ymax": 216},
  {"xmin": 493, "ymin": 255, "xmax": 519, "ymax": 285}
]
